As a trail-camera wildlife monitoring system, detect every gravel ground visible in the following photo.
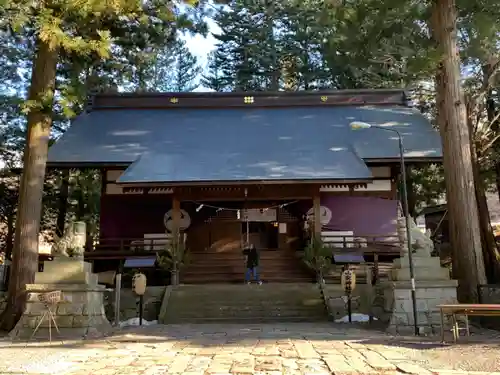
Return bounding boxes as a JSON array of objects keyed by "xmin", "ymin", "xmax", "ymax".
[
  {"xmin": 369, "ymin": 328, "xmax": 500, "ymax": 373},
  {"xmin": 401, "ymin": 342, "xmax": 500, "ymax": 372}
]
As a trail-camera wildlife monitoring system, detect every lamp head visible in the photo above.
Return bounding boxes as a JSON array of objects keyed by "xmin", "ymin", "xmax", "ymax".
[{"xmin": 350, "ymin": 121, "xmax": 372, "ymax": 130}]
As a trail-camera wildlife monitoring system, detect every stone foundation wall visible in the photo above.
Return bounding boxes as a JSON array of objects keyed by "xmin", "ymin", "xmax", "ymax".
[
  {"xmin": 381, "ymin": 280, "xmax": 458, "ymax": 334},
  {"xmin": 10, "ymin": 284, "xmax": 112, "ymax": 339},
  {"xmin": 323, "ymin": 284, "xmax": 386, "ymax": 321},
  {"xmin": 479, "ymin": 284, "xmax": 500, "ymax": 330},
  {"xmin": 0, "ymin": 287, "xmax": 166, "ymax": 325},
  {"xmin": 104, "ymin": 286, "xmax": 166, "ymax": 323}
]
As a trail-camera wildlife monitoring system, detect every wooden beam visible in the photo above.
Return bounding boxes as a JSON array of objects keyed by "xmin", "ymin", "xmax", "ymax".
[
  {"xmin": 172, "ymin": 184, "xmax": 321, "ymax": 201},
  {"xmin": 119, "ymin": 184, "xmax": 394, "ymax": 199},
  {"xmin": 313, "ymin": 192, "xmax": 321, "ymax": 240},
  {"xmin": 171, "ymin": 195, "xmax": 181, "ymax": 285},
  {"xmin": 92, "ymin": 89, "xmax": 406, "ymax": 110}
]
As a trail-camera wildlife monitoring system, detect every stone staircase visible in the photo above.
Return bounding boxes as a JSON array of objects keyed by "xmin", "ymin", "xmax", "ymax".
[
  {"xmin": 181, "ymin": 248, "xmax": 314, "ymax": 284},
  {"xmin": 159, "ymin": 283, "xmax": 328, "ymax": 323}
]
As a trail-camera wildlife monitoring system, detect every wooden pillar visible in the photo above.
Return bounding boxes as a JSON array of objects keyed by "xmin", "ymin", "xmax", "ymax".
[
  {"xmin": 171, "ymin": 196, "xmax": 181, "ymax": 285},
  {"xmin": 172, "ymin": 196, "xmax": 181, "ymax": 238},
  {"xmin": 313, "ymin": 192, "xmax": 321, "ymax": 241}
]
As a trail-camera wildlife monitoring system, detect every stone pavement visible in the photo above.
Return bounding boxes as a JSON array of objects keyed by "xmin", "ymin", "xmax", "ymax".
[{"xmin": 1, "ymin": 323, "xmax": 500, "ymax": 375}]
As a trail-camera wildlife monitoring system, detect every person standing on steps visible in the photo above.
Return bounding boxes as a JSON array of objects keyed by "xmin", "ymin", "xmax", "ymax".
[{"xmin": 243, "ymin": 243, "xmax": 262, "ymax": 284}]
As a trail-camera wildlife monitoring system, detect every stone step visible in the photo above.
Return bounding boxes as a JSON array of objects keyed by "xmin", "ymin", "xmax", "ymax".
[
  {"xmin": 170, "ymin": 297, "xmax": 325, "ymax": 306},
  {"xmin": 190, "ymin": 250, "xmax": 298, "ymax": 258},
  {"xmin": 173, "ymin": 284, "xmax": 320, "ymax": 293},
  {"xmin": 181, "ymin": 275, "xmax": 311, "ymax": 282},
  {"xmin": 159, "ymin": 284, "xmax": 329, "ymax": 323},
  {"xmin": 182, "ymin": 273, "xmax": 314, "ymax": 283},
  {"xmin": 186, "ymin": 260, "xmax": 302, "ymax": 268},
  {"xmin": 170, "ymin": 299, "xmax": 325, "ymax": 306},
  {"xmin": 170, "ymin": 305, "xmax": 323, "ymax": 313},
  {"xmin": 167, "ymin": 306, "xmax": 324, "ymax": 317},
  {"xmin": 171, "ymin": 285, "xmax": 322, "ymax": 293},
  {"xmin": 164, "ymin": 315, "xmax": 328, "ymax": 323},
  {"xmin": 169, "ymin": 294, "xmax": 325, "ymax": 301},
  {"xmin": 181, "ymin": 278, "xmax": 315, "ymax": 284},
  {"xmin": 163, "ymin": 307, "xmax": 327, "ymax": 320},
  {"xmin": 184, "ymin": 248, "xmax": 311, "ymax": 284},
  {"xmin": 183, "ymin": 264, "xmax": 306, "ymax": 273},
  {"xmin": 165, "ymin": 312, "xmax": 327, "ymax": 321},
  {"xmin": 190, "ymin": 256, "xmax": 303, "ymax": 261},
  {"xmin": 172, "ymin": 282, "xmax": 320, "ymax": 290},
  {"xmin": 168, "ymin": 301, "xmax": 324, "ymax": 310},
  {"xmin": 182, "ymin": 267, "xmax": 313, "ymax": 272},
  {"xmin": 169, "ymin": 304, "xmax": 325, "ymax": 313}
]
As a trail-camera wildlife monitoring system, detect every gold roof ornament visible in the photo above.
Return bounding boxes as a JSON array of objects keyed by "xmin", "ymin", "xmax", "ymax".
[
  {"xmin": 244, "ymin": 96, "xmax": 254, "ymax": 104},
  {"xmin": 320, "ymin": 96, "xmax": 328, "ymax": 102},
  {"xmin": 170, "ymin": 97, "xmax": 179, "ymax": 104}
]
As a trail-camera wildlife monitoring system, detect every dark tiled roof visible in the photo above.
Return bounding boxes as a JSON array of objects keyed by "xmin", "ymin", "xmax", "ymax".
[
  {"xmin": 116, "ymin": 148, "xmax": 372, "ymax": 184},
  {"xmin": 47, "ymin": 104, "xmax": 441, "ymax": 182}
]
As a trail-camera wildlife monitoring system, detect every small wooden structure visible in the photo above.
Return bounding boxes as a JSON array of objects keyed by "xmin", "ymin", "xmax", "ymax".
[{"xmin": 437, "ymin": 303, "xmax": 500, "ymax": 343}]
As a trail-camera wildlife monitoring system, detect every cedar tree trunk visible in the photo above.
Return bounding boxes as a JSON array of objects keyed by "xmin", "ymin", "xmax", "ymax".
[
  {"xmin": 466, "ymin": 97, "xmax": 500, "ymax": 283},
  {"xmin": 473, "ymin": 160, "xmax": 500, "ymax": 283},
  {"xmin": 482, "ymin": 62, "xmax": 500, "ymax": 203},
  {"xmin": 430, "ymin": 0, "xmax": 487, "ymax": 302},
  {"xmin": 0, "ymin": 39, "xmax": 58, "ymax": 331}
]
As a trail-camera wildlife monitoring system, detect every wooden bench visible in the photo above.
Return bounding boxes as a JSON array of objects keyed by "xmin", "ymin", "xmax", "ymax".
[{"xmin": 437, "ymin": 304, "xmax": 500, "ymax": 343}]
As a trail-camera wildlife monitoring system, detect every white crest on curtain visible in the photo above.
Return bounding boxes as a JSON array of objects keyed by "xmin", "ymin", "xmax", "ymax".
[{"xmin": 164, "ymin": 209, "xmax": 191, "ymax": 232}]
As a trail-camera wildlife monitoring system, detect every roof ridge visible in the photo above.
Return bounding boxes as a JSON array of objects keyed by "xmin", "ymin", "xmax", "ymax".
[{"xmin": 90, "ymin": 89, "xmax": 409, "ymax": 111}]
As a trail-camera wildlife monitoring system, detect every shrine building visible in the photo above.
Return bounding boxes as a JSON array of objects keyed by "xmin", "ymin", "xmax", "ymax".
[{"xmin": 46, "ymin": 90, "xmax": 441, "ymax": 284}]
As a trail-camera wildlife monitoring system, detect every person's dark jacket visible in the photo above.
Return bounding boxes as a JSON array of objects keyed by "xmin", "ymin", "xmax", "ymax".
[{"xmin": 243, "ymin": 245, "xmax": 259, "ymax": 268}]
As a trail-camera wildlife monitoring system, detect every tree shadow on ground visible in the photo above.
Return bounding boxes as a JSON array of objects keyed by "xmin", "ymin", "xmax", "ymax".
[{"xmin": 2, "ymin": 322, "xmax": 500, "ymax": 350}]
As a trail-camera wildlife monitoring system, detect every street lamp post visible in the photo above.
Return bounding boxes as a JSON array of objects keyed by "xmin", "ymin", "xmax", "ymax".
[{"xmin": 350, "ymin": 121, "xmax": 418, "ymax": 336}]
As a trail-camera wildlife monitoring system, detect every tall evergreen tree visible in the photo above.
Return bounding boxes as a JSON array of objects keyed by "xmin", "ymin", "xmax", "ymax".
[
  {"xmin": 431, "ymin": 0, "xmax": 487, "ymax": 301},
  {"xmin": 206, "ymin": 0, "xmax": 432, "ymax": 91},
  {"xmin": 202, "ymin": 50, "xmax": 231, "ymax": 91},
  {"xmin": 170, "ymin": 39, "xmax": 202, "ymax": 92},
  {"xmin": 0, "ymin": 0, "xmax": 201, "ymax": 331},
  {"xmin": 126, "ymin": 39, "xmax": 202, "ymax": 92},
  {"xmin": 280, "ymin": 0, "xmax": 330, "ymax": 90},
  {"xmin": 206, "ymin": 0, "xmax": 287, "ymax": 91}
]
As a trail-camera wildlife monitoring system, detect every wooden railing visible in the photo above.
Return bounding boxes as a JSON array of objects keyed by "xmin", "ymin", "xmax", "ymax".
[
  {"xmin": 321, "ymin": 231, "xmax": 402, "ymax": 255},
  {"xmin": 85, "ymin": 232, "xmax": 402, "ymax": 261},
  {"xmin": 86, "ymin": 234, "xmax": 187, "ymax": 259},
  {"xmin": 319, "ymin": 232, "xmax": 403, "ymax": 286}
]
